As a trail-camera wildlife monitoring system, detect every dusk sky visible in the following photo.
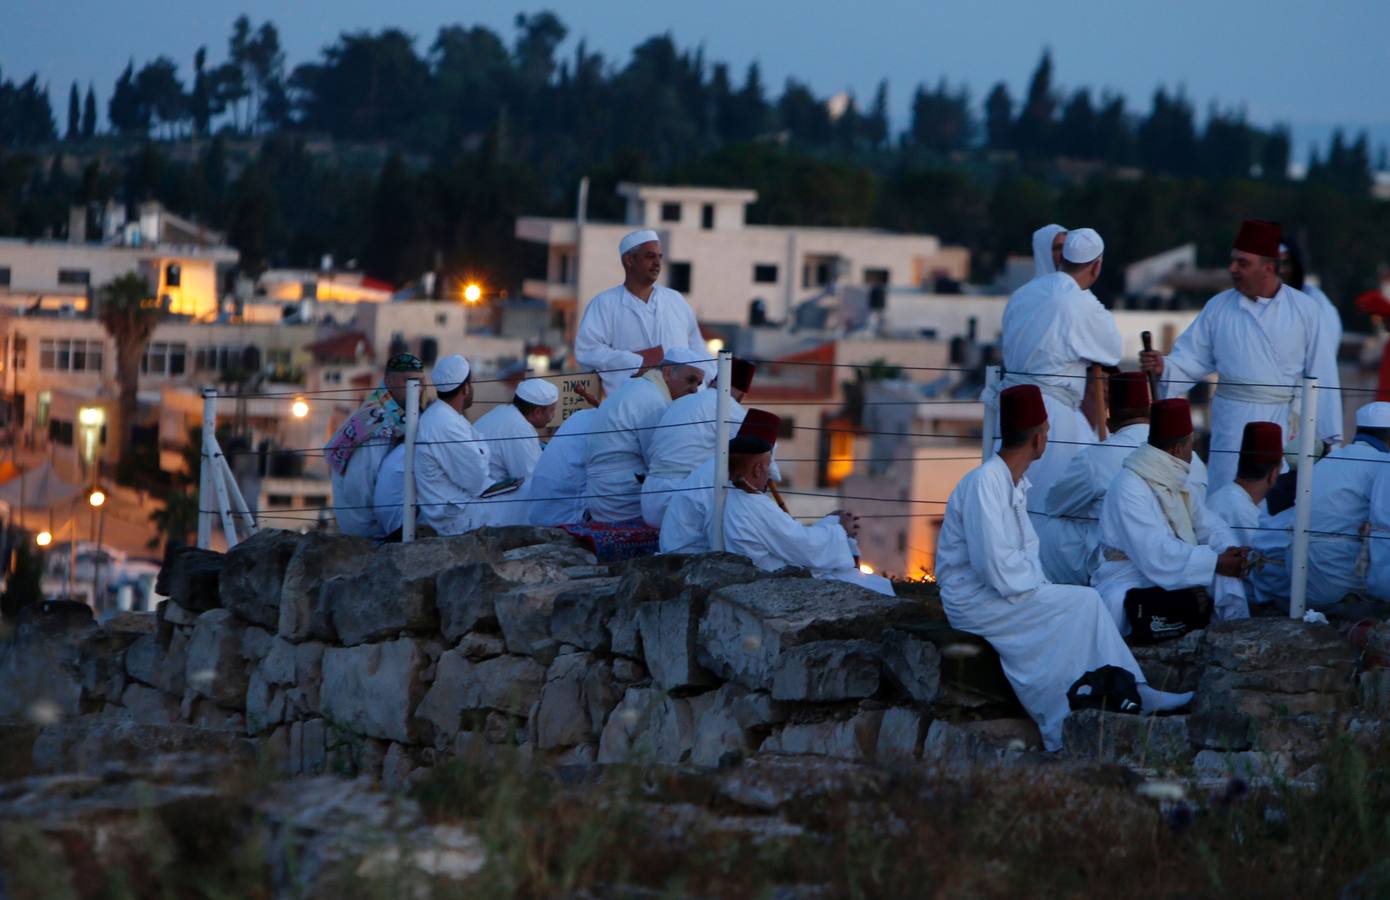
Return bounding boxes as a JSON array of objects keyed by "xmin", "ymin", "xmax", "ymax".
[{"xmin": 5, "ymin": 0, "xmax": 1389, "ymax": 158}]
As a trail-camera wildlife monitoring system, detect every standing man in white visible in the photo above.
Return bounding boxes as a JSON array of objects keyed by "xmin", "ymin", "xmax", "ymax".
[
  {"xmin": 575, "ymin": 229, "xmax": 705, "ymax": 397},
  {"xmin": 994, "ymin": 227, "xmax": 1122, "ymax": 515},
  {"xmin": 1140, "ymin": 219, "xmax": 1341, "ymax": 489}
]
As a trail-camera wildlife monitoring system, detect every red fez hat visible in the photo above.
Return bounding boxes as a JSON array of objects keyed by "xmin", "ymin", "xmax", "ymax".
[
  {"xmin": 1108, "ymin": 371, "xmax": 1151, "ymax": 414},
  {"xmin": 1355, "ymin": 290, "xmax": 1390, "ymax": 318},
  {"xmin": 1233, "ymin": 219, "xmax": 1281, "ymax": 258},
  {"xmin": 731, "ymin": 358, "xmax": 756, "ymax": 394},
  {"xmin": 737, "ymin": 408, "xmax": 781, "ymax": 447},
  {"xmin": 1149, "ymin": 399, "xmax": 1193, "ymax": 444},
  {"xmin": 1000, "ymin": 384, "xmax": 1047, "ymax": 432},
  {"xmin": 1239, "ymin": 421, "xmax": 1283, "ymax": 469}
]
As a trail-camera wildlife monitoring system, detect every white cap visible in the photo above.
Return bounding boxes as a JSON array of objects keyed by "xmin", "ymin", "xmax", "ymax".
[
  {"xmin": 661, "ymin": 346, "xmax": 707, "ymax": 368},
  {"xmin": 431, "ymin": 354, "xmax": 471, "ymax": 392},
  {"xmin": 515, "ymin": 378, "xmax": 558, "ymax": 405},
  {"xmin": 1062, "ymin": 228, "xmax": 1104, "ymax": 264},
  {"xmin": 1355, "ymin": 401, "xmax": 1390, "ymax": 429},
  {"xmin": 619, "ymin": 229, "xmax": 660, "ymax": 258}
]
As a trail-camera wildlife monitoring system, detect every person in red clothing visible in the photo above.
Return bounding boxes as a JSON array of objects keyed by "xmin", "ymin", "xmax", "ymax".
[{"xmin": 1356, "ymin": 290, "xmax": 1390, "ymax": 402}]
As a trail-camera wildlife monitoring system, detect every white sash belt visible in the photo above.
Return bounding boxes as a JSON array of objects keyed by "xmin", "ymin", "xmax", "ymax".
[
  {"xmin": 998, "ymin": 374, "xmax": 1082, "ymax": 410},
  {"xmin": 1214, "ymin": 380, "xmax": 1297, "ymax": 405}
]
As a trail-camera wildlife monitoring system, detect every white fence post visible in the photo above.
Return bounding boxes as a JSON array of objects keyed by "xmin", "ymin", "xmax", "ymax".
[
  {"xmin": 402, "ymin": 378, "xmax": 421, "ymax": 543},
  {"xmin": 711, "ymin": 351, "xmax": 733, "ymax": 552},
  {"xmin": 1288, "ymin": 375, "xmax": 1319, "ymax": 619},
  {"xmin": 981, "ymin": 365, "xmax": 1001, "ymax": 463},
  {"xmin": 197, "ymin": 389, "xmax": 216, "ymax": 549}
]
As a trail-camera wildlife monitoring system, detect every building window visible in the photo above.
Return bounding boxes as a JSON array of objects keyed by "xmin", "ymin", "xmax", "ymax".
[
  {"xmin": 323, "ymin": 370, "xmax": 342, "ymax": 385},
  {"xmin": 142, "ymin": 341, "xmax": 189, "ymax": 376},
  {"xmin": 57, "ymin": 268, "xmax": 90, "ymax": 286},
  {"xmin": 435, "ymin": 313, "xmax": 448, "ymax": 326},
  {"xmin": 668, "ymin": 262, "xmax": 692, "ymax": 293},
  {"xmin": 165, "ymin": 263, "xmax": 182, "ymax": 287},
  {"xmin": 701, "ymin": 204, "xmax": 714, "ymax": 230},
  {"xmin": 753, "ymin": 264, "xmax": 779, "ymax": 284},
  {"xmin": 864, "ymin": 267, "xmax": 890, "ymax": 286},
  {"xmin": 803, "ymin": 256, "xmax": 836, "ymax": 289},
  {"xmin": 266, "ymin": 494, "xmax": 293, "ymax": 508},
  {"xmin": 558, "ymin": 254, "xmax": 570, "ymax": 284},
  {"xmin": 49, "ymin": 418, "xmax": 74, "ymax": 447},
  {"xmin": 0, "ymin": 266, "xmax": 10, "ymax": 287},
  {"xmin": 660, "ymin": 202, "xmax": 681, "ymax": 223},
  {"xmin": 13, "ymin": 336, "xmax": 26, "ymax": 370},
  {"xmin": 37, "ymin": 339, "xmax": 104, "ymax": 372}
]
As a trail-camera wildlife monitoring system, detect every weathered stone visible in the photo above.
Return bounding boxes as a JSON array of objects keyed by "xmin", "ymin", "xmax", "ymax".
[
  {"xmin": 699, "ymin": 578, "xmax": 923, "ymax": 690},
  {"xmin": 598, "ymin": 688, "xmax": 695, "ymax": 764},
  {"xmin": 880, "ymin": 629, "xmax": 942, "ymax": 703},
  {"xmin": 1062, "ymin": 710, "xmax": 1190, "ymax": 766},
  {"xmin": 607, "ymin": 562, "xmax": 686, "ymax": 658},
  {"xmin": 161, "ymin": 600, "xmax": 199, "ymax": 626},
  {"xmin": 186, "ymin": 697, "xmax": 246, "ymax": 733},
  {"xmin": 612, "ymin": 658, "xmax": 648, "ymax": 684},
  {"xmin": 495, "ymin": 577, "xmax": 618, "ymax": 660},
  {"xmin": 381, "ymin": 742, "xmax": 415, "ymax": 790},
  {"xmin": 320, "ymin": 639, "xmax": 429, "ymax": 744},
  {"xmin": 120, "ymin": 682, "xmax": 182, "ymax": 725},
  {"xmin": 259, "ymin": 637, "xmax": 297, "ymax": 684},
  {"xmin": 1191, "ymin": 749, "xmax": 1292, "ymax": 779},
  {"xmin": 639, "ymin": 597, "xmax": 717, "ymax": 692},
  {"xmin": 1129, "ymin": 629, "xmax": 1204, "ymax": 694},
  {"xmin": 691, "ymin": 684, "xmax": 756, "ymax": 768},
  {"xmin": 551, "ymin": 581, "xmax": 623, "ymax": 651},
  {"xmin": 299, "ymin": 718, "xmax": 328, "ymax": 775},
  {"xmin": 875, "ymin": 707, "xmax": 926, "ymax": 762},
  {"xmin": 921, "ymin": 719, "xmax": 1041, "ymax": 767},
  {"xmin": 733, "ymin": 692, "xmax": 788, "ymax": 731},
  {"xmin": 277, "ymin": 532, "xmax": 376, "ymax": 642},
  {"xmin": 185, "ymin": 609, "xmax": 249, "ymax": 708},
  {"xmin": 124, "ymin": 631, "xmax": 186, "ymax": 695},
  {"xmin": 220, "ymin": 528, "xmax": 301, "ymax": 629},
  {"xmin": 533, "ymin": 653, "xmax": 620, "ymax": 750},
  {"xmin": 458, "ymin": 632, "xmax": 506, "ymax": 661},
  {"xmin": 156, "ymin": 546, "xmax": 225, "ymax": 612},
  {"xmin": 0, "ymin": 601, "xmax": 98, "ymax": 721},
  {"xmin": 770, "ymin": 640, "xmax": 880, "ymax": 701},
  {"xmin": 678, "ymin": 552, "xmax": 800, "ymax": 597},
  {"xmin": 760, "ymin": 710, "xmax": 884, "ymax": 761},
  {"xmin": 246, "ymin": 669, "xmax": 288, "ymax": 734},
  {"xmin": 1360, "ymin": 668, "xmax": 1390, "ymax": 715},
  {"xmin": 325, "ymin": 559, "xmax": 438, "ymax": 646},
  {"xmin": 240, "ymin": 625, "xmax": 274, "ymax": 664},
  {"xmin": 494, "ymin": 542, "xmax": 598, "ymax": 583},
  {"xmin": 31, "ymin": 719, "xmax": 255, "ymax": 774},
  {"xmin": 414, "ymin": 652, "xmax": 545, "ymax": 742},
  {"xmin": 483, "ymin": 711, "xmax": 526, "ymax": 745},
  {"xmin": 435, "ymin": 563, "xmax": 512, "ymax": 640}
]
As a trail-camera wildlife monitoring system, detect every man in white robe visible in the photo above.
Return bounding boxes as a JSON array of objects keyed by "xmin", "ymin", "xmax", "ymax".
[
  {"xmin": 993, "ymin": 228, "xmax": 1121, "ymax": 517},
  {"xmin": 524, "ymin": 408, "xmax": 600, "ymax": 527},
  {"xmin": 641, "ymin": 357, "xmax": 755, "ymax": 527},
  {"xmin": 1093, "ymin": 399, "xmax": 1250, "ymax": 635},
  {"xmin": 473, "ymin": 378, "xmax": 557, "ymax": 483},
  {"xmin": 415, "ymin": 354, "xmax": 501, "ymax": 536},
  {"xmin": 372, "ymin": 441, "xmax": 408, "ymax": 538},
  {"xmin": 324, "ymin": 353, "xmax": 423, "ymax": 538},
  {"xmin": 1205, "ymin": 421, "xmax": 1283, "ymax": 543},
  {"xmin": 1038, "ymin": 372, "xmax": 1209, "ymax": 585},
  {"xmin": 582, "ymin": 348, "xmax": 705, "ymax": 523},
  {"xmin": 936, "ymin": 384, "xmax": 1192, "ymax": 752},
  {"xmin": 1141, "ymin": 219, "xmax": 1342, "ymax": 489},
  {"xmin": 575, "ymin": 229, "xmax": 705, "ymax": 397}
]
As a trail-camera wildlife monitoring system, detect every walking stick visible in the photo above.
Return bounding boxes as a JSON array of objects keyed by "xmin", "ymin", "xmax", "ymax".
[
  {"xmin": 1141, "ymin": 331, "xmax": 1160, "ymax": 401},
  {"xmin": 1085, "ymin": 363, "xmax": 1108, "ymax": 441},
  {"xmin": 767, "ymin": 480, "xmax": 791, "ymax": 514}
]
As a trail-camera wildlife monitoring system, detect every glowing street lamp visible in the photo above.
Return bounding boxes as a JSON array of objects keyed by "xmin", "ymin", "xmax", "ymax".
[
  {"xmin": 858, "ymin": 562, "xmax": 875, "ymax": 575},
  {"xmin": 706, "ymin": 338, "xmax": 725, "ymax": 355},
  {"xmin": 462, "ymin": 283, "xmax": 482, "ymax": 304},
  {"xmin": 36, "ymin": 530, "xmax": 52, "ymax": 547},
  {"xmin": 291, "ymin": 398, "xmax": 310, "ymax": 419},
  {"xmin": 88, "ymin": 490, "xmax": 106, "ymax": 508}
]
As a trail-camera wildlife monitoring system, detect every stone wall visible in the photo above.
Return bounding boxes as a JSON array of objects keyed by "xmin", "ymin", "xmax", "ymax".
[{"xmin": 4, "ymin": 525, "xmax": 1383, "ymax": 787}]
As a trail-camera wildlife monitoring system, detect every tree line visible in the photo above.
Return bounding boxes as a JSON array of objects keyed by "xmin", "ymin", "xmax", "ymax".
[{"xmin": 1, "ymin": 13, "xmax": 1387, "ymax": 311}]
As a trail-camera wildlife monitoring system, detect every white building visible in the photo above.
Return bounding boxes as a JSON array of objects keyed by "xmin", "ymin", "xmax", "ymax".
[{"xmin": 515, "ymin": 183, "xmax": 970, "ymax": 341}]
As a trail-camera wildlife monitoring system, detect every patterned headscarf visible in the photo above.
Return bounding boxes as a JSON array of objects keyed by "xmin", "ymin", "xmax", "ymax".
[{"xmin": 325, "ymin": 380, "xmax": 408, "ymax": 475}]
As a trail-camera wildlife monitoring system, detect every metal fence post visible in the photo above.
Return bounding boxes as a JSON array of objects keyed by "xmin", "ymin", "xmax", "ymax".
[
  {"xmin": 981, "ymin": 365, "xmax": 1001, "ymax": 463},
  {"xmin": 402, "ymin": 378, "xmax": 421, "ymax": 543},
  {"xmin": 197, "ymin": 389, "xmax": 215, "ymax": 549},
  {"xmin": 711, "ymin": 351, "xmax": 733, "ymax": 552},
  {"xmin": 1288, "ymin": 375, "xmax": 1318, "ymax": 620}
]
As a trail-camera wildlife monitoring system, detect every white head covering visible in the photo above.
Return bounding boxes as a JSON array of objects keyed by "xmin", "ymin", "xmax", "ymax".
[
  {"xmin": 1062, "ymin": 228, "xmax": 1104, "ymax": 264},
  {"xmin": 515, "ymin": 378, "xmax": 558, "ymax": 406},
  {"xmin": 431, "ymin": 354, "xmax": 471, "ymax": 392},
  {"xmin": 661, "ymin": 346, "xmax": 707, "ymax": 369},
  {"xmin": 619, "ymin": 229, "xmax": 660, "ymax": 258},
  {"xmin": 1355, "ymin": 402, "xmax": 1390, "ymax": 429},
  {"xmin": 1032, "ymin": 224, "xmax": 1068, "ymax": 276}
]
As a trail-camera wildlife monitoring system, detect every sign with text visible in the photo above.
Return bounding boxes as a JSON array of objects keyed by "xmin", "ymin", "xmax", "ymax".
[{"xmin": 545, "ymin": 372, "xmax": 598, "ymax": 427}]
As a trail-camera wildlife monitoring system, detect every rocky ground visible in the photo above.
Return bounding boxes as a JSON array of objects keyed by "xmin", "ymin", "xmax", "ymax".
[{"xmin": 1, "ymin": 526, "xmax": 1388, "ymax": 897}]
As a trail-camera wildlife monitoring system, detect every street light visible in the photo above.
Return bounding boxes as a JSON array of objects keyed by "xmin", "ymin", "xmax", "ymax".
[
  {"xmin": 291, "ymin": 398, "xmax": 310, "ymax": 419},
  {"xmin": 858, "ymin": 562, "xmax": 875, "ymax": 575},
  {"xmin": 88, "ymin": 490, "xmax": 106, "ymax": 508},
  {"xmin": 462, "ymin": 283, "xmax": 482, "ymax": 304},
  {"xmin": 36, "ymin": 530, "xmax": 52, "ymax": 547},
  {"xmin": 90, "ymin": 488, "xmax": 108, "ymax": 612}
]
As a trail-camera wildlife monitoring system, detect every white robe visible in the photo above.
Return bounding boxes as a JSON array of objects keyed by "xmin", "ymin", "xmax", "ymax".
[
  {"xmin": 659, "ymin": 458, "xmax": 716, "ymax": 555},
  {"xmin": 582, "ymin": 371, "xmax": 672, "ymax": 523},
  {"xmin": 473, "ymin": 402, "xmax": 542, "ymax": 482},
  {"xmin": 1037, "ymin": 423, "xmax": 1208, "ymax": 585},
  {"xmin": 1032, "ymin": 224, "xmax": 1065, "ymax": 277},
  {"xmin": 575, "ymin": 283, "xmax": 704, "ymax": 397},
  {"xmin": 1367, "ymin": 464, "xmax": 1390, "ymax": 601},
  {"xmin": 1159, "ymin": 285, "xmax": 1342, "ymax": 488},
  {"xmin": 995, "ymin": 272, "xmax": 1122, "ymax": 514},
  {"xmin": 935, "ymin": 455, "xmax": 1145, "ymax": 751},
  {"xmin": 641, "ymin": 389, "xmax": 747, "ymax": 527},
  {"xmin": 1304, "ymin": 440, "xmax": 1389, "ymax": 606},
  {"xmin": 720, "ymin": 487, "xmax": 895, "ymax": 596},
  {"xmin": 1306, "ymin": 283, "xmax": 1344, "ymax": 422},
  {"xmin": 372, "ymin": 443, "xmax": 407, "ymax": 537},
  {"xmin": 414, "ymin": 400, "xmax": 495, "ymax": 536},
  {"xmin": 329, "ymin": 433, "xmax": 390, "ymax": 538},
  {"xmin": 1093, "ymin": 467, "xmax": 1247, "ymax": 631},
  {"xmin": 525, "ymin": 409, "xmax": 599, "ymax": 527},
  {"xmin": 1204, "ymin": 482, "xmax": 1263, "ymax": 541}
]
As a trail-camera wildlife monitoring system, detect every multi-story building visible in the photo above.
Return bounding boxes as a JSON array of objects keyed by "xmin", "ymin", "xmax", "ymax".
[{"xmin": 515, "ymin": 183, "xmax": 970, "ymax": 341}]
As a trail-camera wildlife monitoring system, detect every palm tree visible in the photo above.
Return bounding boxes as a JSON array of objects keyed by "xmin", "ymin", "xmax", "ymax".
[{"xmin": 97, "ymin": 272, "xmax": 165, "ymax": 466}]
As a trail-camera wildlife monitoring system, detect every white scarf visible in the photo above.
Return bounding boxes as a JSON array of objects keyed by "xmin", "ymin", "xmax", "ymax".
[{"xmin": 1123, "ymin": 443, "xmax": 1198, "ymax": 545}]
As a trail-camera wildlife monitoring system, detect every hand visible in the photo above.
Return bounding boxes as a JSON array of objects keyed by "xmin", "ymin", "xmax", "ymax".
[
  {"xmin": 573, "ymin": 383, "xmax": 599, "ymax": 407},
  {"xmin": 636, "ymin": 346, "xmax": 664, "ymax": 371},
  {"xmin": 838, "ymin": 511, "xmax": 860, "ymax": 539},
  {"xmin": 1215, "ymin": 546, "xmax": 1248, "ymax": 578},
  {"xmin": 1139, "ymin": 350, "xmax": 1165, "ymax": 376}
]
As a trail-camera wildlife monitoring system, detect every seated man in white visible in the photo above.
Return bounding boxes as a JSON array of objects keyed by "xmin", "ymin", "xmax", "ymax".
[
  {"xmin": 660, "ymin": 409, "xmax": 780, "ymax": 555},
  {"xmin": 642, "ymin": 357, "xmax": 756, "ymax": 527},
  {"xmin": 474, "ymin": 378, "xmax": 558, "ymax": 483},
  {"xmin": 1367, "ymin": 454, "xmax": 1390, "ymax": 602},
  {"xmin": 1205, "ymin": 421, "xmax": 1283, "ymax": 542},
  {"xmin": 372, "ymin": 440, "xmax": 408, "ymax": 538},
  {"xmin": 1039, "ymin": 371, "xmax": 1209, "ymax": 585},
  {"xmin": 1093, "ymin": 399, "xmax": 1250, "ymax": 637},
  {"xmin": 415, "ymin": 354, "xmax": 505, "ymax": 536},
  {"xmin": 718, "ymin": 431, "xmax": 894, "ymax": 597},
  {"xmin": 524, "ymin": 407, "xmax": 601, "ymax": 527},
  {"xmin": 936, "ymin": 384, "xmax": 1191, "ymax": 752},
  {"xmin": 583, "ymin": 348, "xmax": 706, "ymax": 523}
]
